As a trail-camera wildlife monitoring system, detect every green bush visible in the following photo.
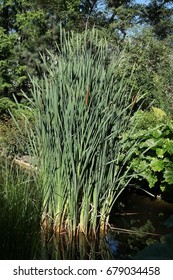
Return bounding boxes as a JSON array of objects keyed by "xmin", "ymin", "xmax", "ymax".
[
  {"xmin": 125, "ymin": 110, "xmax": 173, "ymax": 200},
  {"xmin": 0, "ymin": 97, "xmax": 35, "ymax": 156},
  {"xmin": 0, "ymin": 118, "xmax": 34, "ymax": 156},
  {"xmin": 131, "ymin": 107, "xmax": 168, "ymax": 130}
]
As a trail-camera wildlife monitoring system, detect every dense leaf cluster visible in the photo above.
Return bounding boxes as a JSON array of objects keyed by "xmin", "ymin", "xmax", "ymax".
[{"xmin": 125, "ymin": 108, "xmax": 173, "ymax": 200}]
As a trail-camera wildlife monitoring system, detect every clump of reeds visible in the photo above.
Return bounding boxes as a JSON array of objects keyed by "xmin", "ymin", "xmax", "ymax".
[
  {"xmin": 29, "ymin": 27, "xmax": 136, "ymax": 238},
  {"xmin": 0, "ymin": 158, "xmax": 42, "ymax": 259}
]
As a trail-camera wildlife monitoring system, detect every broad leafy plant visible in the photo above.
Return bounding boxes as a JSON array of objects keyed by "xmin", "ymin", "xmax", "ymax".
[{"xmin": 125, "ymin": 108, "xmax": 173, "ymax": 199}]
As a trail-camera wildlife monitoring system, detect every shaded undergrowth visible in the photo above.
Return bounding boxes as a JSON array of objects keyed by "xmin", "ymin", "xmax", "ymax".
[{"xmin": 0, "ymin": 158, "xmax": 42, "ymax": 259}]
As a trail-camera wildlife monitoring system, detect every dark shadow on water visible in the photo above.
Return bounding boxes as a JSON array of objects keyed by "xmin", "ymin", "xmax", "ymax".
[{"xmin": 109, "ymin": 188, "xmax": 173, "ymax": 259}]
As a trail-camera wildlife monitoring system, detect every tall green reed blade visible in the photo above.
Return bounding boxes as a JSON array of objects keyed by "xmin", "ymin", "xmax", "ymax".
[{"xmin": 29, "ymin": 25, "xmax": 137, "ymax": 237}]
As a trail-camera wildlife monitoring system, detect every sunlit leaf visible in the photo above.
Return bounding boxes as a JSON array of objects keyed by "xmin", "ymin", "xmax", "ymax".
[
  {"xmin": 152, "ymin": 129, "xmax": 162, "ymax": 138},
  {"xmin": 164, "ymin": 169, "xmax": 173, "ymax": 185},
  {"xmin": 150, "ymin": 158, "xmax": 164, "ymax": 172},
  {"xmin": 145, "ymin": 173, "xmax": 157, "ymax": 188},
  {"xmin": 140, "ymin": 169, "xmax": 157, "ymax": 188},
  {"xmin": 165, "ymin": 140, "xmax": 173, "ymax": 155},
  {"xmin": 160, "ymin": 186, "xmax": 165, "ymax": 192},
  {"xmin": 144, "ymin": 138, "xmax": 157, "ymax": 148},
  {"xmin": 156, "ymin": 148, "xmax": 165, "ymax": 158}
]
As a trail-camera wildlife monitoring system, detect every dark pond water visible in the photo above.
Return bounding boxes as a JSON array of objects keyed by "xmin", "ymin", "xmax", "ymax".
[
  {"xmin": 39, "ymin": 189, "xmax": 173, "ymax": 260},
  {"xmin": 108, "ymin": 189, "xmax": 173, "ymax": 259}
]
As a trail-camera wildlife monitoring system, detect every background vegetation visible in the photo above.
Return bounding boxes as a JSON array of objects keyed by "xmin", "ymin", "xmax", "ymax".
[
  {"xmin": 0, "ymin": 158, "xmax": 42, "ymax": 259},
  {"xmin": 0, "ymin": 1, "xmax": 173, "ymax": 104},
  {"xmin": 124, "ymin": 108, "xmax": 173, "ymax": 201}
]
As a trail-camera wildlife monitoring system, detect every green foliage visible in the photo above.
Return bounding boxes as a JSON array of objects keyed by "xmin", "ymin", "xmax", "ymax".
[
  {"xmin": 125, "ymin": 110, "xmax": 173, "ymax": 198},
  {"xmin": 0, "ymin": 97, "xmax": 17, "ymax": 115},
  {"xmin": 0, "ymin": 0, "xmax": 172, "ymax": 105},
  {"xmin": 0, "ymin": 117, "xmax": 34, "ymax": 156},
  {"xmin": 140, "ymin": 0, "xmax": 173, "ymax": 40},
  {"xmin": 0, "ymin": 97, "xmax": 35, "ymax": 156},
  {"xmin": 0, "ymin": 158, "xmax": 42, "ymax": 259},
  {"xmin": 121, "ymin": 30, "xmax": 173, "ymax": 114},
  {"xmin": 0, "ymin": 20, "xmax": 28, "ymax": 95},
  {"xmin": 131, "ymin": 107, "xmax": 168, "ymax": 130}
]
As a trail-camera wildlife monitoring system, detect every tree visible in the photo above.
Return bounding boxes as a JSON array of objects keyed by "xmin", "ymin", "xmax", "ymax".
[
  {"xmin": 0, "ymin": 0, "xmax": 173, "ymax": 100},
  {"xmin": 0, "ymin": 1, "xmax": 94, "ymax": 99},
  {"xmin": 0, "ymin": 1, "xmax": 60, "ymax": 99},
  {"xmin": 139, "ymin": 0, "xmax": 173, "ymax": 40},
  {"xmin": 0, "ymin": 2, "xmax": 34, "ymax": 97}
]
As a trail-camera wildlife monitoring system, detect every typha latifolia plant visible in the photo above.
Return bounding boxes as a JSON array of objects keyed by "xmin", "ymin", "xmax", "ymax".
[{"xmin": 28, "ymin": 26, "xmax": 137, "ymax": 238}]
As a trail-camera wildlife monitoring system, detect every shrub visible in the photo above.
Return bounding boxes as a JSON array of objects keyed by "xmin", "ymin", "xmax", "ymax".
[
  {"xmin": 125, "ymin": 110, "xmax": 173, "ymax": 200},
  {"xmin": 0, "ymin": 97, "xmax": 35, "ymax": 157},
  {"xmin": 130, "ymin": 107, "xmax": 168, "ymax": 130}
]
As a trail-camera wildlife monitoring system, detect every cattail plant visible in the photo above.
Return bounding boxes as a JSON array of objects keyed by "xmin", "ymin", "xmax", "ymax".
[{"xmin": 29, "ymin": 26, "xmax": 136, "ymax": 238}]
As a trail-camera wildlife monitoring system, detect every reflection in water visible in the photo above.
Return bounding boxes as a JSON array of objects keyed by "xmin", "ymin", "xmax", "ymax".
[
  {"xmin": 108, "ymin": 190, "xmax": 173, "ymax": 259},
  {"xmin": 110, "ymin": 191, "xmax": 173, "ymax": 235},
  {"xmin": 40, "ymin": 232, "xmax": 114, "ymax": 260},
  {"xmin": 105, "ymin": 234, "xmax": 119, "ymax": 257}
]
